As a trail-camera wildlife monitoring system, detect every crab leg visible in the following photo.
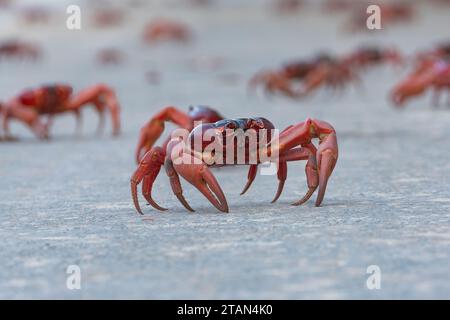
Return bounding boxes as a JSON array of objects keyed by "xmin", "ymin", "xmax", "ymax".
[
  {"xmin": 142, "ymin": 174, "xmax": 167, "ymax": 212},
  {"xmin": 130, "ymin": 147, "xmax": 166, "ymax": 214},
  {"xmin": 135, "ymin": 106, "xmax": 193, "ymax": 163},
  {"xmin": 92, "ymin": 100, "xmax": 105, "ymax": 135},
  {"xmin": 300, "ymin": 64, "xmax": 330, "ymax": 97},
  {"xmin": 2, "ymin": 100, "xmax": 48, "ymax": 139},
  {"xmin": 240, "ymin": 164, "xmax": 258, "ymax": 195},
  {"xmin": 66, "ymin": 84, "xmax": 121, "ymax": 136},
  {"xmin": 271, "ymin": 162, "xmax": 287, "ymax": 203},
  {"xmin": 165, "ymin": 158, "xmax": 195, "ymax": 212},
  {"xmin": 272, "ymin": 120, "xmax": 338, "ymax": 206},
  {"xmin": 172, "ymin": 152, "xmax": 229, "ymax": 213},
  {"xmin": 315, "ymin": 134, "xmax": 338, "ymax": 206},
  {"xmin": 276, "ymin": 147, "xmax": 317, "ymax": 205},
  {"xmin": 71, "ymin": 109, "xmax": 82, "ymax": 136},
  {"xmin": 270, "ymin": 125, "xmax": 295, "ymax": 203}
]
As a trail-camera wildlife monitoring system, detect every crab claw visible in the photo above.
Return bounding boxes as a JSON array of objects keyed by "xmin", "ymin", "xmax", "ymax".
[
  {"xmin": 173, "ymin": 157, "xmax": 229, "ymax": 213},
  {"xmin": 315, "ymin": 134, "xmax": 338, "ymax": 207},
  {"xmin": 130, "ymin": 147, "xmax": 166, "ymax": 214}
]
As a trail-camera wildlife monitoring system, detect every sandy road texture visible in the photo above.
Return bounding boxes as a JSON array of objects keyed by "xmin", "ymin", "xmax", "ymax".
[{"xmin": 1, "ymin": 0, "xmax": 450, "ymax": 299}]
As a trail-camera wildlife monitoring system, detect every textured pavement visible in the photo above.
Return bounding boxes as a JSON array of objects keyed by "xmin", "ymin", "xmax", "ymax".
[{"xmin": 0, "ymin": 1, "xmax": 450, "ymax": 299}]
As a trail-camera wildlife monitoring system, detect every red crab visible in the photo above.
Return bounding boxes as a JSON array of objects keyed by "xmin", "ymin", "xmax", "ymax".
[
  {"xmin": 20, "ymin": 6, "xmax": 51, "ymax": 25},
  {"xmin": 250, "ymin": 54, "xmax": 359, "ymax": 98},
  {"xmin": 415, "ymin": 43, "xmax": 450, "ymax": 64},
  {"xmin": 96, "ymin": 48, "xmax": 125, "ymax": 66},
  {"xmin": 131, "ymin": 116, "xmax": 338, "ymax": 213},
  {"xmin": 298, "ymin": 58, "xmax": 359, "ymax": 96},
  {"xmin": 391, "ymin": 60, "xmax": 450, "ymax": 107},
  {"xmin": 92, "ymin": 8, "xmax": 124, "ymax": 27},
  {"xmin": 135, "ymin": 105, "xmax": 224, "ymax": 164},
  {"xmin": 142, "ymin": 18, "xmax": 191, "ymax": 44},
  {"xmin": 249, "ymin": 54, "xmax": 332, "ymax": 98},
  {"xmin": 1, "ymin": 83, "xmax": 121, "ymax": 139},
  {"xmin": 0, "ymin": 40, "xmax": 41, "ymax": 61},
  {"xmin": 342, "ymin": 46, "xmax": 404, "ymax": 70}
]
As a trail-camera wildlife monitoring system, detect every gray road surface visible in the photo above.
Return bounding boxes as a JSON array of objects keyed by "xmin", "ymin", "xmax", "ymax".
[{"xmin": 0, "ymin": 1, "xmax": 450, "ymax": 299}]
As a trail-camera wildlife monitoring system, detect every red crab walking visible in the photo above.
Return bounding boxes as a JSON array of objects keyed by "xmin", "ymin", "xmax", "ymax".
[
  {"xmin": 131, "ymin": 116, "xmax": 338, "ymax": 213},
  {"xmin": 1, "ymin": 83, "xmax": 121, "ymax": 139},
  {"xmin": 391, "ymin": 60, "xmax": 450, "ymax": 107}
]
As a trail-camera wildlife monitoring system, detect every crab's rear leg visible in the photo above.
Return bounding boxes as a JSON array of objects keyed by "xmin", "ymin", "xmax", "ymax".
[
  {"xmin": 240, "ymin": 164, "xmax": 258, "ymax": 195},
  {"xmin": 276, "ymin": 120, "xmax": 338, "ymax": 206},
  {"xmin": 279, "ymin": 146, "xmax": 318, "ymax": 206},
  {"xmin": 67, "ymin": 84, "xmax": 121, "ymax": 137}
]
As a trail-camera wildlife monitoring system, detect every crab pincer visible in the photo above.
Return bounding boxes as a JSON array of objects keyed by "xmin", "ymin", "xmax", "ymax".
[{"xmin": 131, "ymin": 147, "xmax": 166, "ymax": 214}]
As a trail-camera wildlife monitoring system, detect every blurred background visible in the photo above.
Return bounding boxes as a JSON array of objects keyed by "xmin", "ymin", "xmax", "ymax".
[{"xmin": 0, "ymin": 0, "xmax": 450, "ymax": 299}]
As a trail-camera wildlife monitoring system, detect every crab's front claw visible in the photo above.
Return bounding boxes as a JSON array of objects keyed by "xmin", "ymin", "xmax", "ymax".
[
  {"xmin": 173, "ymin": 157, "xmax": 229, "ymax": 213},
  {"xmin": 316, "ymin": 134, "xmax": 338, "ymax": 206},
  {"xmin": 131, "ymin": 147, "xmax": 166, "ymax": 214}
]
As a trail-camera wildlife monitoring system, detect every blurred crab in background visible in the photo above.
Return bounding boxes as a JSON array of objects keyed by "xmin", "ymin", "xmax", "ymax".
[
  {"xmin": 0, "ymin": 40, "xmax": 41, "ymax": 61},
  {"xmin": 92, "ymin": 8, "xmax": 124, "ymax": 27},
  {"xmin": 142, "ymin": 18, "xmax": 192, "ymax": 44},
  {"xmin": 249, "ymin": 53, "xmax": 359, "ymax": 99},
  {"xmin": 19, "ymin": 5, "xmax": 51, "ymax": 25},
  {"xmin": 391, "ymin": 59, "xmax": 450, "ymax": 107},
  {"xmin": 96, "ymin": 48, "xmax": 126, "ymax": 66},
  {"xmin": 341, "ymin": 46, "xmax": 404, "ymax": 70},
  {"xmin": 250, "ymin": 46, "xmax": 404, "ymax": 100},
  {"xmin": 1, "ymin": 84, "xmax": 121, "ymax": 140},
  {"xmin": 390, "ymin": 42, "xmax": 450, "ymax": 107}
]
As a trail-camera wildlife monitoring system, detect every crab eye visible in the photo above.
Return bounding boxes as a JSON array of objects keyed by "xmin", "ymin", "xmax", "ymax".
[{"xmin": 255, "ymin": 119, "xmax": 265, "ymax": 128}]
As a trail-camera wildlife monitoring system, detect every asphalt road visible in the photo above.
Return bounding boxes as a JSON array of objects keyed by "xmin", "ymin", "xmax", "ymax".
[{"xmin": 0, "ymin": 1, "xmax": 450, "ymax": 299}]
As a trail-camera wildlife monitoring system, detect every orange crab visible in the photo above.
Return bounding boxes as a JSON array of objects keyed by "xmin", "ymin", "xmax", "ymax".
[
  {"xmin": 142, "ymin": 18, "xmax": 191, "ymax": 44},
  {"xmin": 1, "ymin": 83, "xmax": 121, "ymax": 139},
  {"xmin": 391, "ymin": 59, "xmax": 450, "ymax": 107}
]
